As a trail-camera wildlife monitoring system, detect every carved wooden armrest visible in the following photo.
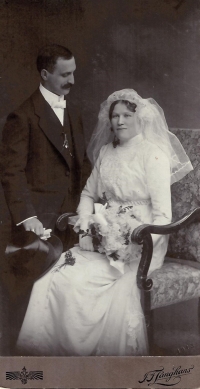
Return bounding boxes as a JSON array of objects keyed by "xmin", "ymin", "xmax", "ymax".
[
  {"xmin": 56, "ymin": 212, "xmax": 77, "ymax": 231},
  {"xmin": 131, "ymin": 207, "xmax": 200, "ymax": 292}
]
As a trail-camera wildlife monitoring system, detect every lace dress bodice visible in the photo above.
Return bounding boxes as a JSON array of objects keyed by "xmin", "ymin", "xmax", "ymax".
[
  {"xmin": 78, "ymin": 134, "xmax": 171, "ymax": 225},
  {"xmin": 100, "ymin": 142, "xmax": 151, "ymax": 208}
]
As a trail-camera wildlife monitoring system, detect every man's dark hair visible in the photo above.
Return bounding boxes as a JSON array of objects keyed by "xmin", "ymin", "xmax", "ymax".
[{"xmin": 36, "ymin": 44, "xmax": 73, "ymax": 73}]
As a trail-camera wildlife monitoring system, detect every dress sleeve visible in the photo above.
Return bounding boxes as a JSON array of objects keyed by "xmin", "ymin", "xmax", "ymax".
[
  {"xmin": 76, "ymin": 145, "xmax": 107, "ymax": 218},
  {"xmin": 144, "ymin": 144, "xmax": 172, "ymax": 244}
]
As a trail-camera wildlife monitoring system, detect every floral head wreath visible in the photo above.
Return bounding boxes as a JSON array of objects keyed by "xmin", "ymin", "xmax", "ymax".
[{"xmin": 87, "ymin": 89, "xmax": 193, "ymax": 184}]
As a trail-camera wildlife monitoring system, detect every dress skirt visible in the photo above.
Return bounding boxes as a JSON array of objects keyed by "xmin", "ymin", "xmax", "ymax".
[{"xmin": 17, "ymin": 247, "xmax": 148, "ymax": 356}]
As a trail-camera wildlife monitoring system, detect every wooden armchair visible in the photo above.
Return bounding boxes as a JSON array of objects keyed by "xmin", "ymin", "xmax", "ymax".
[
  {"xmin": 57, "ymin": 128, "xmax": 200, "ymax": 356},
  {"xmin": 132, "ymin": 208, "xmax": 200, "ymax": 355}
]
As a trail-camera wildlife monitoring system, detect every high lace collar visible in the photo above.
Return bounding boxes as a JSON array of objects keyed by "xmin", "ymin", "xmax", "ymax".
[{"xmin": 118, "ymin": 133, "xmax": 144, "ymax": 149}]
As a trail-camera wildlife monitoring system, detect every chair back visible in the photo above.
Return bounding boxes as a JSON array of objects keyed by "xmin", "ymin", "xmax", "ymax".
[{"xmin": 168, "ymin": 128, "xmax": 200, "ymax": 262}]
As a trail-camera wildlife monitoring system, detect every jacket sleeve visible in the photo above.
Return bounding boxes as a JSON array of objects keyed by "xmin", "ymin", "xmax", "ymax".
[{"xmin": 0, "ymin": 110, "xmax": 36, "ymax": 224}]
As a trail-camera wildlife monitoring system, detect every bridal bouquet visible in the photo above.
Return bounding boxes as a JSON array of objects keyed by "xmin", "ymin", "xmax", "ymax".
[{"xmin": 76, "ymin": 202, "xmax": 143, "ymax": 274}]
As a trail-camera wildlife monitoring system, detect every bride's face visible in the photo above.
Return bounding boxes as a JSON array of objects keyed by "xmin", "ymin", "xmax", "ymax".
[{"xmin": 110, "ymin": 102, "xmax": 139, "ymax": 144}]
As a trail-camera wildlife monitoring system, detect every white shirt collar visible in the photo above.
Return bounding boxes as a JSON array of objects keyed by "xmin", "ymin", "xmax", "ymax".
[{"xmin": 39, "ymin": 84, "xmax": 64, "ymax": 106}]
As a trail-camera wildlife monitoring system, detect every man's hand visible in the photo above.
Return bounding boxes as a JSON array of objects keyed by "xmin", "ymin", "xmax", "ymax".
[
  {"xmin": 23, "ymin": 218, "xmax": 44, "ymax": 236},
  {"xmin": 79, "ymin": 234, "xmax": 94, "ymax": 251}
]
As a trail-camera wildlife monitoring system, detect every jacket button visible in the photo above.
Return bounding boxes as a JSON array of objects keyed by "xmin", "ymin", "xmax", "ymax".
[{"xmin": 65, "ymin": 170, "xmax": 70, "ymax": 177}]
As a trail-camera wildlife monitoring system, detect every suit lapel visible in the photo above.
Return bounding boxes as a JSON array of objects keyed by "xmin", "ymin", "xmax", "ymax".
[{"xmin": 32, "ymin": 90, "xmax": 72, "ymax": 168}]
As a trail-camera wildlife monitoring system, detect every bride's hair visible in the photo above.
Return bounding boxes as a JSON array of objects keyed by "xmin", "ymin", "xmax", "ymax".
[{"xmin": 109, "ymin": 100, "xmax": 137, "ymax": 120}]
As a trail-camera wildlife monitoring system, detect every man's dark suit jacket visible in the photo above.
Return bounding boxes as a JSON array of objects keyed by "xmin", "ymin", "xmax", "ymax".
[
  {"xmin": 0, "ymin": 89, "xmax": 91, "ymax": 232},
  {"xmin": 0, "ymin": 89, "xmax": 92, "ymax": 348}
]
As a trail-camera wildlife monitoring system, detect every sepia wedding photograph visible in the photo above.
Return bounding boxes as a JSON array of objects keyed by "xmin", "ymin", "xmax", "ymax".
[{"xmin": 0, "ymin": 0, "xmax": 200, "ymax": 387}]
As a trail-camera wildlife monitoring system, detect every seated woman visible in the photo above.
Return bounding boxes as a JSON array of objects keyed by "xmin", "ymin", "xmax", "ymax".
[{"xmin": 16, "ymin": 89, "xmax": 193, "ymax": 356}]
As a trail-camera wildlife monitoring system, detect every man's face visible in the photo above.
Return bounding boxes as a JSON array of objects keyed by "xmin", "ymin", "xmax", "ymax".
[{"xmin": 44, "ymin": 57, "xmax": 76, "ymax": 96}]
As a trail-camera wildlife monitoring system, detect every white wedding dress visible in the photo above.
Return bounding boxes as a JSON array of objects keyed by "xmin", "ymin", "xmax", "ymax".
[{"xmin": 17, "ymin": 134, "xmax": 172, "ymax": 356}]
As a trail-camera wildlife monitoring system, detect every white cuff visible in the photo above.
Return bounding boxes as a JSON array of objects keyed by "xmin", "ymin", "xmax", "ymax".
[{"xmin": 16, "ymin": 216, "xmax": 37, "ymax": 226}]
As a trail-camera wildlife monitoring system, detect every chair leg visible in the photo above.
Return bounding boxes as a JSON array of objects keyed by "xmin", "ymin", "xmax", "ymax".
[
  {"xmin": 141, "ymin": 290, "xmax": 153, "ymax": 355},
  {"xmin": 141, "ymin": 291, "xmax": 163, "ymax": 355},
  {"xmin": 148, "ymin": 310, "xmax": 154, "ymax": 354}
]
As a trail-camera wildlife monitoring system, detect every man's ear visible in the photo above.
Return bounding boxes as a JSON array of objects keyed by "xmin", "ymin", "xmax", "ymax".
[{"xmin": 41, "ymin": 69, "xmax": 48, "ymax": 81}]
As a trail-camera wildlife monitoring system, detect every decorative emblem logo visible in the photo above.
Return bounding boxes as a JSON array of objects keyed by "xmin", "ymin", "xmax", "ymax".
[{"xmin": 6, "ymin": 366, "xmax": 43, "ymax": 384}]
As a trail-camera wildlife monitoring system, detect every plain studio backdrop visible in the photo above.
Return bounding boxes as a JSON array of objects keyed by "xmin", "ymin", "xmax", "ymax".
[{"xmin": 0, "ymin": 0, "xmax": 200, "ymax": 356}]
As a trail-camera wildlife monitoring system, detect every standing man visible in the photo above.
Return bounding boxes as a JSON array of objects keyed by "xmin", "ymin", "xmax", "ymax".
[{"xmin": 1, "ymin": 44, "xmax": 91, "ymax": 249}]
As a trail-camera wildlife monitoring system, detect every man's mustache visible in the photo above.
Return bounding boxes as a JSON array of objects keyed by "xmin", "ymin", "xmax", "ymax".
[{"xmin": 62, "ymin": 83, "xmax": 73, "ymax": 89}]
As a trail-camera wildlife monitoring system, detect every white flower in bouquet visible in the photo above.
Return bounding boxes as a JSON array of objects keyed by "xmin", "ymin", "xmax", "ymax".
[{"xmin": 84, "ymin": 203, "xmax": 143, "ymax": 274}]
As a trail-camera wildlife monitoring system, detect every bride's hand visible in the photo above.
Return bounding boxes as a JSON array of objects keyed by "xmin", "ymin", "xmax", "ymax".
[{"xmin": 79, "ymin": 234, "xmax": 94, "ymax": 251}]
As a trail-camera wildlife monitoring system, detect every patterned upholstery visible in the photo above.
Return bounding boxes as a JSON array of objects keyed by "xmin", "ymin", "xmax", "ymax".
[
  {"xmin": 151, "ymin": 260, "xmax": 200, "ymax": 309},
  {"xmin": 168, "ymin": 129, "xmax": 200, "ymax": 262},
  {"xmin": 150, "ymin": 129, "xmax": 200, "ymax": 309}
]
